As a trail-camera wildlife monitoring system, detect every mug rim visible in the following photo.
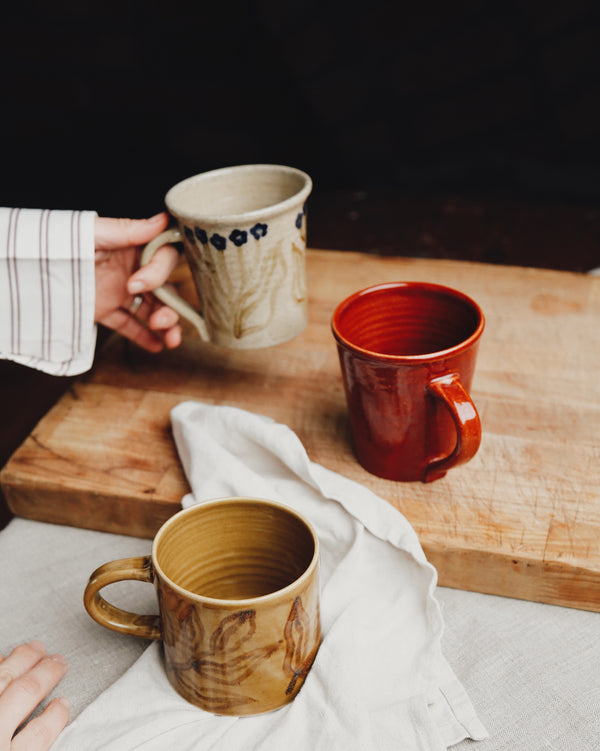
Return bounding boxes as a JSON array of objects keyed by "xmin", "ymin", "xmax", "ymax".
[
  {"xmin": 331, "ymin": 281, "xmax": 485, "ymax": 363},
  {"xmin": 151, "ymin": 496, "xmax": 320, "ymax": 607},
  {"xmin": 164, "ymin": 164, "xmax": 313, "ymax": 224}
]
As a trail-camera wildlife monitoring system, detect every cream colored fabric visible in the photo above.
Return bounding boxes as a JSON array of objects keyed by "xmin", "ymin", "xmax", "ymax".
[{"xmin": 51, "ymin": 402, "xmax": 487, "ymax": 750}]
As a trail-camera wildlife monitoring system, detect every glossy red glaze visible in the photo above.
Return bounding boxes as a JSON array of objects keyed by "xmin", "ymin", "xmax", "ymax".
[{"xmin": 332, "ymin": 282, "xmax": 485, "ymax": 482}]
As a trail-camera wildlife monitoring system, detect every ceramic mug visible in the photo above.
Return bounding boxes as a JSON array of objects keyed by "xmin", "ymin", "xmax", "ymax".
[
  {"xmin": 141, "ymin": 164, "xmax": 312, "ymax": 349},
  {"xmin": 332, "ymin": 282, "xmax": 485, "ymax": 483},
  {"xmin": 84, "ymin": 497, "xmax": 321, "ymax": 715}
]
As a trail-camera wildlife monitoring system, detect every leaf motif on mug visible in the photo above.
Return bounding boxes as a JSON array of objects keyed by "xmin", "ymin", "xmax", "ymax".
[
  {"xmin": 291, "ymin": 241, "xmax": 306, "ymax": 303},
  {"xmin": 197, "ymin": 218, "xmax": 305, "ymax": 340},
  {"xmin": 283, "ymin": 596, "xmax": 318, "ymax": 695},
  {"xmin": 195, "ymin": 642, "xmax": 281, "ymax": 687},
  {"xmin": 231, "ymin": 241, "xmax": 287, "ymax": 339},
  {"xmin": 193, "ymin": 609, "xmax": 282, "ymax": 687},
  {"xmin": 209, "ymin": 609, "xmax": 256, "ymax": 654},
  {"xmin": 158, "ymin": 584, "xmax": 204, "ymax": 654}
]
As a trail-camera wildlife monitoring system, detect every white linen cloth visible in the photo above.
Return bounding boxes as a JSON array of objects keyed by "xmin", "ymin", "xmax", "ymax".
[
  {"xmin": 52, "ymin": 402, "xmax": 488, "ymax": 750},
  {"xmin": 0, "ymin": 207, "xmax": 97, "ymax": 375}
]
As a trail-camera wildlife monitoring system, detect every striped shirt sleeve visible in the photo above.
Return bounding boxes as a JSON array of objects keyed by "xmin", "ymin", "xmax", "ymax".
[{"xmin": 0, "ymin": 207, "xmax": 97, "ymax": 376}]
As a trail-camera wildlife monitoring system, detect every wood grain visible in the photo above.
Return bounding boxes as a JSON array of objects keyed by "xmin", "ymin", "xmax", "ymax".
[{"xmin": 2, "ymin": 250, "xmax": 599, "ymax": 610}]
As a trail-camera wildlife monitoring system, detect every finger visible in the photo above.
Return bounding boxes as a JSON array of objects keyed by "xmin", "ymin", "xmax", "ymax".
[
  {"xmin": 127, "ymin": 243, "xmax": 181, "ymax": 295},
  {"xmin": 11, "ymin": 696, "xmax": 70, "ymax": 751},
  {"xmin": 0, "ymin": 641, "xmax": 47, "ymax": 693},
  {"xmin": 125, "ymin": 296, "xmax": 179, "ymax": 336},
  {"xmin": 135, "ymin": 303, "xmax": 182, "ymax": 350},
  {"xmin": 147, "ymin": 305, "xmax": 180, "ymax": 332},
  {"xmin": 99, "ymin": 309, "xmax": 165, "ymax": 353},
  {"xmin": 94, "ymin": 213, "xmax": 169, "ymax": 252},
  {"xmin": 162, "ymin": 325, "xmax": 182, "ymax": 350},
  {"xmin": 0, "ymin": 653, "xmax": 67, "ymax": 739}
]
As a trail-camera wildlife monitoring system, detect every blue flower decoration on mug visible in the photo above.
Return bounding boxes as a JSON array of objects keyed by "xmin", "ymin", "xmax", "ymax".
[
  {"xmin": 295, "ymin": 201, "xmax": 308, "ymax": 229},
  {"xmin": 210, "ymin": 233, "xmax": 227, "ymax": 251},
  {"xmin": 229, "ymin": 229, "xmax": 248, "ymax": 247},
  {"xmin": 250, "ymin": 222, "xmax": 268, "ymax": 240},
  {"xmin": 195, "ymin": 227, "xmax": 208, "ymax": 244}
]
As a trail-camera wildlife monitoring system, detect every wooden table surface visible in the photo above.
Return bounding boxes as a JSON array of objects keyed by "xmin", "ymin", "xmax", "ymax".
[{"xmin": 2, "ymin": 249, "xmax": 599, "ymax": 611}]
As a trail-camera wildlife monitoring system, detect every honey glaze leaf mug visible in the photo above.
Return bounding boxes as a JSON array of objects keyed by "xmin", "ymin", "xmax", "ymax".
[
  {"xmin": 141, "ymin": 164, "xmax": 313, "ymax": 349},
  {"xmin": 83, "ymin": 498, "xmax": 321, "ymax": 716},
  {"xmin": 332, "ymin": 282, "xmax": 485, "ymax": 483}
]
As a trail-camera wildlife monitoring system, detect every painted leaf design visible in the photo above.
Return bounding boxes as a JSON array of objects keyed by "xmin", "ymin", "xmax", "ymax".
[
  {"xmin": 194, "ymin": 609, "xmax": 281, "ymax": 687},
  {"xmin": 231, "ymin": 241, "xmax": 286, "ymax": 339},
  {"xmin": 195, "ymin": 642, "xmax": 281, "ymax": 686},
  {"xmin": 291, "ymin": 241, "xmax": 307, "ymax": 302},
  {"xmin": 208, "ymin": 610, "xmax": 256, "ymax": 655},
  {"xmin": 202, "ymin": 233, "xmax": 295, "ymax": 340},
  {"xmin": 283, "ymin": 596, "xmax": 317, "ymax": 695},
  {"xmin": 158, "ymin": 585, "xmax": 203, "ymax": 654}
]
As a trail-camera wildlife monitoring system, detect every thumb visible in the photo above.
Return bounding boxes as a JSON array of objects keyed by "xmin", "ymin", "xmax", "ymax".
[{"xmin": 94, "ymin": 213, "xmax": 169, "ymax": 251}]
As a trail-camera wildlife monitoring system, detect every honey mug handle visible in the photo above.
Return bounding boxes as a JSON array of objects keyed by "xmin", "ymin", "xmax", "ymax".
[
  {"xmin": 141, "ymin": 228, "xmax": 210, "ymax": 341},
  {"xmin": 83, "ymin": 556, "xmax": 162, "ymax": 640}
]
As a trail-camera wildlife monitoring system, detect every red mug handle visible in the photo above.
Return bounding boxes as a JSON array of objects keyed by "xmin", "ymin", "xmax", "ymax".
[{"xmin": 425, "ymin": 374, "xmax": 481, "ymax": 482}]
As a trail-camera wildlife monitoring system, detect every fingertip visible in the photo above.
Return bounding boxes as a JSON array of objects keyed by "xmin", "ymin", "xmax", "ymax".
[
  {"xmin": 95, "ymin": 213, "xmax": 170, "ymax": 249},
  {"xmin": 164, "ymin": 326, "xmax": 183, "ymax": 349},
  {"xmin": 56, "ymin": 696, "xmax": 71, "ymax": 713},
  {"xmin": 148, "ymin": 306, "xmax": 179, "ymax": 331},
  {"xmin": 133, "ymin": 243, "xmax": 180, "ymax": 290},
  {"xmin": 127, "ymin": 278, "xmax": 147, "ymax": 295},
  {"xmin": 144, "ymin": 212, "xmax": 169, "ymax": 234},
  {"xmin": 49, "ymin": 653, "xmax": 68, "ymax": 667}
]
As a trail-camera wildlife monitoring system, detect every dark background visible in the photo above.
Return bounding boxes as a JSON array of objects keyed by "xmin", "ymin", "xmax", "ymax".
[{"xmin": 0, "ymin": 0, "xmax": 599, "ymax": 268}]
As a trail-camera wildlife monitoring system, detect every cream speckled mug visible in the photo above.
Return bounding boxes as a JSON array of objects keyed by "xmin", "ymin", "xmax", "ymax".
[{"xmin": 142, "ymin": 164, "xmax": 312, "ymax": 349}]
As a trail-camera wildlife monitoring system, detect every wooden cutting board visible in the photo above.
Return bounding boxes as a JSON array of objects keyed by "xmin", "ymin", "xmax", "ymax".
[{"xmin": 3, "ymin": 250, "xmax": 599, "ymax": 611}]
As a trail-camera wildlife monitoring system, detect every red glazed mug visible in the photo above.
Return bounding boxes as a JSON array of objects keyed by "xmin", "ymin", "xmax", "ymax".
[{"xmin": 332, "ymin": 282, "xmax": 485, "ymax": 483}]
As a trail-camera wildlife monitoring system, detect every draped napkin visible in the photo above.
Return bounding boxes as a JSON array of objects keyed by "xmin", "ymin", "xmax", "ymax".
[{"xmin": 52, "ymin": 402, "xmax": 487, "ymax": 750}]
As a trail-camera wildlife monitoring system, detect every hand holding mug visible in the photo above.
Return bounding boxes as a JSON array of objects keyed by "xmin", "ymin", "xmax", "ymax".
[{"xmin": 94, "ymin": 213, "xmax": 182, "ymax": 352}]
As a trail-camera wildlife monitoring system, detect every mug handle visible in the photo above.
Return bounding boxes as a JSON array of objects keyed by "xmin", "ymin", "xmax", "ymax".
[
  {"xmin": 83, "ymin": 556, "xmax": 162, "ymax": 640},
  {"xmin": 425, "ymin": 373, "xmax": 481, "ymax": 482},
  {"xmin": 140, "ymin": 228, "xmax": 210, "ymax": 341}
]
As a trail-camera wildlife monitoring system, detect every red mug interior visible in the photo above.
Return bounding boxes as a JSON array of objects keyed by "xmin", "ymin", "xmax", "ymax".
[{"xmin": 332, "ymin": 282, "xmax": 483, "ymax": 358}]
